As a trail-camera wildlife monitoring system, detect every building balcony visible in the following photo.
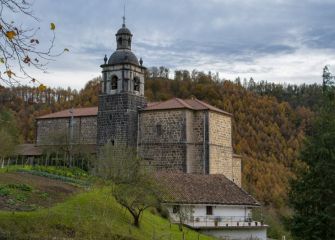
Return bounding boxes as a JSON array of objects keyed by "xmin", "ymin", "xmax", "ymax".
[{"xmin": 173, "ymin": 216, "xmax": 267, "ymax": 229}]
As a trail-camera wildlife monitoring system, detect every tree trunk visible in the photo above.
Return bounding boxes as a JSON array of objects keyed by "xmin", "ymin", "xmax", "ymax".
[{"xmin": 134, "ymin": 216, "xmax": 140, "ymax": 227}]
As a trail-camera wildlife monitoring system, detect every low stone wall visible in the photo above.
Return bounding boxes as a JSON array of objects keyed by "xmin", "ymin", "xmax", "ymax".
[{"xmin": 36, "ymin": 116, "xmax": 97, "ymax": 146}]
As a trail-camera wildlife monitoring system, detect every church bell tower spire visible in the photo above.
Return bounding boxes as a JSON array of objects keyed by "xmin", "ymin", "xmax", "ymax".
[{"xmin": 97, "ymin": 16, "xmax": 147, "ymax": 149}]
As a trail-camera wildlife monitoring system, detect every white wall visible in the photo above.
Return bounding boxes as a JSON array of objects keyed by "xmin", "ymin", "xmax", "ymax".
[
  {"xmin": 201, "ymin": 228, "xmax": 267, "ymax": 240},
  {"xmin": 166, "ymin": 204, "xmax": 267, "ymax": 240},
  {"xmin": 167, "ymin": 204, "xmax": 252, "ymax": 222}
]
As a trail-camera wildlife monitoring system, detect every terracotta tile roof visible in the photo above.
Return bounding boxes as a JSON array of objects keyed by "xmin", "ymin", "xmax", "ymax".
[
  {"xmin": 37, "ymin": 107, "xmax": 98, "ymax": 119},
  {"xmin": 36, "ymin": 98, "xmax": 231, "ymax": 119},
  {"xmin": 154, "ymin": 172, "xmax": 259, "ymax": 206},
  {"xmin": 143, "ymin": 98, "xmax": 232, "ymax": 116}
]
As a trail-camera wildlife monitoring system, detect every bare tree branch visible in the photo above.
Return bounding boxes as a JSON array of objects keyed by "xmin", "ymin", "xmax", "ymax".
[{"xmin": 0, "ymin": 0, "xmax": 67, "ymax": 87}]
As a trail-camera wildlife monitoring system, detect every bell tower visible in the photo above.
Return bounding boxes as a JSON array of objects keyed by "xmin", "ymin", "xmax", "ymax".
[{"xmin": 97, "ymin": 18, "xmax": 146, "ymax": 149}]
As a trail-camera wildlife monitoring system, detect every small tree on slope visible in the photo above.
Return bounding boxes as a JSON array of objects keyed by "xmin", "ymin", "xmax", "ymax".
[{"xmin": 96, "ymin": 143, "xmax": 161, "ymax": 227}]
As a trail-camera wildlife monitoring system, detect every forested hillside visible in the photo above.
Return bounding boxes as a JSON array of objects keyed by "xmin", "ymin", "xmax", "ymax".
[{"xmin": 0, "ymin": 70, "xmax": 320, "ymax": 209}]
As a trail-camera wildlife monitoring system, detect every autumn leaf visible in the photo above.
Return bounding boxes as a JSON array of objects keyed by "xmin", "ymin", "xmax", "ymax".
[
  {"xmin": 23, "ymin": 56, "xmax": 31, "ymax": 64},
  {"xmin": 50, "ymin": 23, "xmax": 56, "ymax": 30},
  {"xmin": 4, "ymin": 70, "xmax": 15, "ymax": 78},
  {"xmin": 6, "ymin": 31, "xmax": 17, "ymax": 40},
  {"xmin": 38, "ymin": 84, "xmax": 47, "ymax": 91}
]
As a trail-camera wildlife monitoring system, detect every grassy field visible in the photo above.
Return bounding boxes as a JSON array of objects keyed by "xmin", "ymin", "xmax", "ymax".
[{"xmin": 0, "ymin": 167, "xmax": 215, "ymax": 240}]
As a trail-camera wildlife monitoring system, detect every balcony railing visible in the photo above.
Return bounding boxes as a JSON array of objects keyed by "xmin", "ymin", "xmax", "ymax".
[{"xmin": 172, "ymin": 216, "xmax": 266, "ymax": 229}]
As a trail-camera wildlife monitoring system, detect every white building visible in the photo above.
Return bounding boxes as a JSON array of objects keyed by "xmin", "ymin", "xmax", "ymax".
[{"xmin": 155, "ymin": 172, "xmax": 267, "ymax": 240}]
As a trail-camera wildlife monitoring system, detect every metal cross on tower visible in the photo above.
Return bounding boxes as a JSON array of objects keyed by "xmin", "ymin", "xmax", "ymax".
[{"xmin": 122, "ymin": 2, "xmax": 126, "ymax": 27}]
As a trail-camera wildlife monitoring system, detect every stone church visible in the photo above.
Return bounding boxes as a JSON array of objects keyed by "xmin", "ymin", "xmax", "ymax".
[
  {"xmin": 30, "ymin": 20, "xmax": 269, "ymax": 239},
  {"xmin": 35, "ymin": 20, "xmax": 243, "ymax": 187}
]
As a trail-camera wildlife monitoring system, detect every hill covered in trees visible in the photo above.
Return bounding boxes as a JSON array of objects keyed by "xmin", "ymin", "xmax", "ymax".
[{"xmin": 0, "ymin": 71, "xmax": 320, "ymax": 210}]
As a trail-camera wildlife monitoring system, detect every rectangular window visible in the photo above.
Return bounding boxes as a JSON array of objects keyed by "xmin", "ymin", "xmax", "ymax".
[
  {"xmin": 173, "ymin": 205, "xmax": 180, "ymax": 214},
  {"xmin": 206, "ymin": 206, "xmax": 213, "ymax": 215},
  {"xmin": 134, "ymin": 79, "xmax": 140, "ymax": 91},
  {"xmin": 156, "ymin": 124, "xmax": 162, "ymax": 136},
  {"xmin": 111, "ymin": 76, "xmax": 118, "ymax": 90}
]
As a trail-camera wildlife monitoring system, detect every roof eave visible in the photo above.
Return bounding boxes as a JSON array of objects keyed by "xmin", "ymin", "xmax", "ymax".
[{"xmin": 161, "ymin": 201, "xmax": 261, "ymax": 207}]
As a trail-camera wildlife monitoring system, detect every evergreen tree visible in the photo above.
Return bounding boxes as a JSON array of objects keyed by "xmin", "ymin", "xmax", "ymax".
[{"xmin": 289, "ymin": 68, "xmax": 335, "ymax": 239}]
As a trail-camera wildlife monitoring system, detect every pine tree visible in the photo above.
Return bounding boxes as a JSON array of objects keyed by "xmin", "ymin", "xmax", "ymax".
[{"xmin": 289, "ymin": 68, "xmax": 335, "ymax": 239}]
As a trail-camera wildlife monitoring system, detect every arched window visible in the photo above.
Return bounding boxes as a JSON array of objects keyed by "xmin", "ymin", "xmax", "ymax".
[
  {"xmin": 128, "ymin": 38, "xmax": 131, "ymax": 47},
  {"xmin": 134, "ymin": 77, "xmax": 140, "ymax": 91},
  {"xmin": 118, "ymin": 37, "xmax": 122, "ymax": 46},
  {"xmin": 111, "ymin": 76, "xmax": 118, "ymax": 90}
]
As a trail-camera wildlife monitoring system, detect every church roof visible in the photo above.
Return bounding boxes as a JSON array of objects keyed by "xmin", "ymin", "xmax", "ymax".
[
  {"xmin": 116, "ymin": 26, "xmax": 132, "ymax": 35},
  {"xmin": 36, "ymin": 107, "xmax": 98, "ymax": 119},
  {"xmin": 143, "ymin": 98, "xmax": 232, "ymax": 116},
  {"xmin": 36, "ymin": 98, "xmax": 231, "ymax": 119},
  {"xmin": 108, "ymin": 49, "xmax": 139, "ymax": 66},
  {"xmin": 154, "ymin": 172, "xmax": 260, "ymax": 206}
]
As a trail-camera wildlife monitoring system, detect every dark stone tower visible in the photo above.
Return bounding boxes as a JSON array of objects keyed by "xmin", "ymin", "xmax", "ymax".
[{"xmin": 97, "ymin": 19, "xmax": 146, "ymax": 149}]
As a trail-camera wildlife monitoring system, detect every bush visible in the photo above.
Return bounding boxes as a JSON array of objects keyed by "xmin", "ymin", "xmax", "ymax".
[
  {"xmin": 0, "ymin": 186, "xmax": 10, "ymax": 197},
  {"xmin": 7, "ymin": 183, "xmax": 32, "ymax": 192},
  {"xmin": 18, "ymin": 169, "xmax": 89, "ymax": 186},
  {"xmin": 31, "ymin": 166, "xmax": 88, "ymax": 179}
]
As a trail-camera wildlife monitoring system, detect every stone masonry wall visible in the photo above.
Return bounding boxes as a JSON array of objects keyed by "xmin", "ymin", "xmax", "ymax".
[
  {"xmin": 36, "ymin": 116, "xmax": 97, "ymax": 145},
  {"xmin": 97, "ymin": 93, "xmax": 146, "ymax": 149},
  {"xmin": 208, "ymin": 111, "xmax": 234, "ymax": 181},
  {"xmin": 138, "ymin": 110, "xmax": 187, "ymax": 172},
  {"xmin": 186, "ymin": 110, "xmax": 207, "ymax": 174},
  {"xmin": 232, "ymin": 155, "xmax": 242, "ymax": 187}
]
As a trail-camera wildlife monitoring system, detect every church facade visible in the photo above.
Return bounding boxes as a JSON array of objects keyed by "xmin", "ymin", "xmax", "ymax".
[
  {"xmin": 35, "ymin": 21, "xmax": 243, "ymax": 186},
  {"xmin": 32, "ymin": 21, "xmax": 268, "ymax": 239}
]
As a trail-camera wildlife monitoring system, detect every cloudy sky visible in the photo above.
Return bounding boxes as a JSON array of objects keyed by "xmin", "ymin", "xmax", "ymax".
[{"xmin": 5, "ymin": 0, "xmax": 335, "ymax": 89}]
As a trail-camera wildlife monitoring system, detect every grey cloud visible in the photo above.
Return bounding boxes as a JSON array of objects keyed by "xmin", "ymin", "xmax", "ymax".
[{"xmin": 8, "ymin": 0, "xmax": 335, "ymax": 88}]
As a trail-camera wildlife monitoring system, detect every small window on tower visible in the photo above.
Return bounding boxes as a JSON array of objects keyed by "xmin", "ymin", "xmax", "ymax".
[
  {"xmin": 111, "ymin": 76, "xmax": 118, "ymax": 90},
  {"xmin": 156, "ymin": 124, "xmax": 162, "ymax": 136},
  {"xmin": 118, "ymin": 37, "xmax": 122, "ymax": 46},
  {"xmin": 134, "ymin": 77, "xmax": 140, "ymax": 91},
  {"xmin": 128, "ymin": 38, "xmax": 131, "ymax": 47}
]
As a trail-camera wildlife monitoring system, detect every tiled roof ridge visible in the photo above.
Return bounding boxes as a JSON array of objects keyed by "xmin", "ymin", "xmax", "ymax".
[{"xmin": 174, "ymin": 98, "xmax": 195, "ymax": 109}]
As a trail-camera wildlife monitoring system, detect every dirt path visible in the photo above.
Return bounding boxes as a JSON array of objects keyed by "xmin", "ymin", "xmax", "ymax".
[{"xmin": 0, "ymin": 172, "xmax": 80, "ymax": 211}]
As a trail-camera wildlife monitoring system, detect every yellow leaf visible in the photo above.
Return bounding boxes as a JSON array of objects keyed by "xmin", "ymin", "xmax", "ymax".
[
  {"xmin": 50, "ymin": 23, "xmax": 56, "ymax": 30},
  {"xmin": 4, "ymin": 70, "xmax": 15, "ymax": 78},
  {"xmin": 38, "ymin": 84, "xmax": 47, "ymax": 91},
  {"xmin": 64, "ymin": 48, "xmax": 69, "ymax": 52},
  {"xmin": 6, "ymin": 31, "xmax": 16, "ymax": 40}
]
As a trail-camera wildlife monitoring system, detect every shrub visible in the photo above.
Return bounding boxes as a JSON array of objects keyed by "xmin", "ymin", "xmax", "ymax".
[{"xmin": 0, "ymin": 186, "xmax": 10, "ymax": 197}]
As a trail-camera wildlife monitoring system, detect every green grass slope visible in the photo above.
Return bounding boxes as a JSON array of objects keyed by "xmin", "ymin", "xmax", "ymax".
[{"xmin": 0, "ymin": 169, "xmax": 215, "ymax": 240}]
